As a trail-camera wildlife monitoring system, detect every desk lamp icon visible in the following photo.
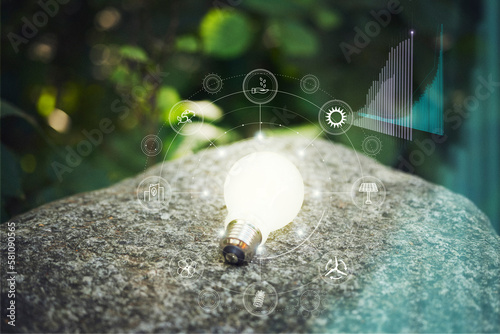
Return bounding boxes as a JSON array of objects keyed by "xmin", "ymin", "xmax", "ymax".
[{"xmin": 359, "ymin": 182, "xmax": 378, "ymax": 204}]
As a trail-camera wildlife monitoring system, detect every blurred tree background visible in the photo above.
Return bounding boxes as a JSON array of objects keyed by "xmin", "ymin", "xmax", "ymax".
[{"xmin": 1, "ymin": 0, "xmax": 499, "ymax": 233}]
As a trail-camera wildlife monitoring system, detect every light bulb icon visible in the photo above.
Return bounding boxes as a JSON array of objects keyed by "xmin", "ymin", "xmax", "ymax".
[{"xmin": 220, "ymin": 151, "xmax": 304, "ymax": 264}]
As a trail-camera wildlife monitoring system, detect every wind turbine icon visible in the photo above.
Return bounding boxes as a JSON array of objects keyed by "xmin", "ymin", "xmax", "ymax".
[{"xmin": 324, "ymin": 256, "xmax": 347, "ymax": 280}]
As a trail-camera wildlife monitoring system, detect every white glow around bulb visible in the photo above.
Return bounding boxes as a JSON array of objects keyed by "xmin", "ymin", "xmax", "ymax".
[{"xmin": 224, "ymin": 151, "xmax": 304, "ymax": 243}]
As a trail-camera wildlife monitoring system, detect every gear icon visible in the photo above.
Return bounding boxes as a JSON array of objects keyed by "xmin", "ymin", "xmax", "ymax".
[
  {"xmin": 325, "ymin": 107, "xmax": 347, "ymax": 128},
  {"xmin": 362, "ymin": 135, "xmax": 383, "ymax": 157},
  {"xmin": 291, "ymin": 288, "xmax": 327, "ymax": 318}
]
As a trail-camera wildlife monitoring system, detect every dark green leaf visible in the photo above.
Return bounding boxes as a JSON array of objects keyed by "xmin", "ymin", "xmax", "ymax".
[
  {"xmin": 314, "ymin": 9, "xmax": 342, "ymax": 30},
  {"xmin": 243, "ymin": 0, "xmax": 309, "ymax": 16},
  {"xmin": 268, "ymin": 21, "xmax": 319, "ymax": 57},
  {"xmin": 200, "ymin": 9, "xmax": 253, "ymax": 59},
  {"xmin": 119, "ymin": 45, "xmax": 149, "ymax": 63},
  {"xmin": 1, "ymin": 100, "xmax": 37, "ymax": 125},
  {"xmin": 175, "ymin": 35, "xmax": 200, "ymax": 53},
  {"xmin": 1, "ymin": 144, "xmax": 24, "ymax": 198}
]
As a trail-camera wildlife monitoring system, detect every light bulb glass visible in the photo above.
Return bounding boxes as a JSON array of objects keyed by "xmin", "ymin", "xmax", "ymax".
[{"xmin": 220, "ymin": 151, "xmax": 304, "ymax": 264}]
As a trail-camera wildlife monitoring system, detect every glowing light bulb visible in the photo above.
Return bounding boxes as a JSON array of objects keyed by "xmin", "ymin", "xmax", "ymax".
[{"xmin": 220, "ymin": 151, "xmax": 304, "ymax": 264}]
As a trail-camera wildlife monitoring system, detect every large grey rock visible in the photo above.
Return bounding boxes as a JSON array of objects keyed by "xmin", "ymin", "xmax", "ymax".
[{"xmin": 2, "ymin": 137, "xmax": 499, "ymax": 333}]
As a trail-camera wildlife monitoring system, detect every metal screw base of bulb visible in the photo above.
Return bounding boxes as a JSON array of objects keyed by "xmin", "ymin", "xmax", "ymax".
[{"xmin": 220, "ymin": 220, "xmax": 262, "ymax": 265}]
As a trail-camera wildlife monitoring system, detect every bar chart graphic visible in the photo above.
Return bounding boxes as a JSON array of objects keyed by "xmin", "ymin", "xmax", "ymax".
[
  {"xmin": 352, "ymin": 26, "xmax": 444, "ymax": 140},
  {"xmin": 412, "ymin": 26, "xmax": 444, "ymax": 136}
]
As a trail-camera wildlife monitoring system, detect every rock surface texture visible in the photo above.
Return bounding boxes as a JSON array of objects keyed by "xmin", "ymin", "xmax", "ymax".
[{"xmin": 2, "ymin": 137, "xmax": 499, "ymax": 333}]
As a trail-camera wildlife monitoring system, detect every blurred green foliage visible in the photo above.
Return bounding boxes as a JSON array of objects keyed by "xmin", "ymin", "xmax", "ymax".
[
  {"xmin": 0, "ymin": 0, "xmax": 490, "ymax": 226},
  {"xmin": 200, "ymin": 9, "xmax": 253, "ymax": 58}
]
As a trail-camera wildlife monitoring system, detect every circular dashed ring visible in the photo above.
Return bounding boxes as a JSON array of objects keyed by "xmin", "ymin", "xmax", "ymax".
[
  {"xmin": 202, "ymin": 73, "xmax": 223, "ymax": 94},
  {"xmin": 362, "ymin": 135, "xmax": 382, "ymax": 156},
  {"xmin": 198, "ymin": 289, "xmax": 220, "ymax": 311},
  {"xmin": 299, "ymin": 290, "xmax": 321, "ymax": 312},
  {"xmin": 300, "ymin": 74, "xmax": 320, "ymax": 94},
  {"xmin": 141, "ymin": 134, "xmax": 163, "ymax": 157}
]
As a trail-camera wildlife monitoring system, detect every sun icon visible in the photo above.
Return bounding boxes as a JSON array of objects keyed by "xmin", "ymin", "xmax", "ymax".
[{"xmin": 325, "ymin": 107, "xmax": 347, "ymax": 128}]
